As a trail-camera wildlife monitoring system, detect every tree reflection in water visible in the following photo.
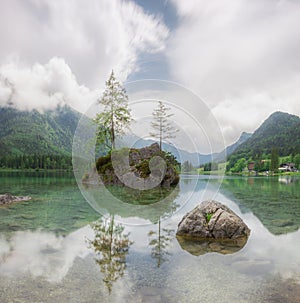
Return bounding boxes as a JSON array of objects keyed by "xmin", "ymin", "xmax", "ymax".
[
  {"xmin": 148, "ymin": 219, "xmax": 174, "ymax": 268},
  {"xmin": 88, "ymin": 215, "xmax": 133, "ymax": 293}
]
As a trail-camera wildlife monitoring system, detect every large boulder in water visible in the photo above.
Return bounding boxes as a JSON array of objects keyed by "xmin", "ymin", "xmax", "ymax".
[
  {"xmin": 176, "ymin": 200, "xmax": 250, "ymax": 255},
  {"xmin": 177, "ymin": 200, "xmax": 250, "ymax": 239}
]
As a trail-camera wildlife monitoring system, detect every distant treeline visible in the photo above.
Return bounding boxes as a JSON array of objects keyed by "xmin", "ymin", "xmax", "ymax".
[{"xmin": 0, "ymin": 154, "xmax": 72, "ymax": 170}]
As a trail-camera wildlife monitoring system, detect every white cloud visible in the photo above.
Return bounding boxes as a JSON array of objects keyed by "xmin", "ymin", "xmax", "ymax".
[
  {"xmin": 0, "ymin": 0, "xmax": 168, "ymax": 86},
  {"xmin": 0, "ymin": 226, "xmax": 93, "ymax": 282},
  {"xmin": 0, "ymin": 57, "xmax": 99, "ymax": 112},
  {"xmin": 168, "ymin": 0, "xmax": 300, "ymax": 144},
  {"xmin": 0, "ymin": 0, "xmax": 168, "ymax": 112}
]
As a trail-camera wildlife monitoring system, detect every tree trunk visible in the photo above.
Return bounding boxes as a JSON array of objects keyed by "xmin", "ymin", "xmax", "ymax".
[
  {"xmin": 111, "ymin": 102, "xmax": 115, "ymax": 149},
  {"xmin": 159, "ymin": 117, "xmax": 162, "ymax": 151}
]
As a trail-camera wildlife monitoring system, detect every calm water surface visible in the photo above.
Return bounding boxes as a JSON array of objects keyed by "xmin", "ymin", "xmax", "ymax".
[{"xmin": 0, "ymin": 172, "xmax": 300, "ymax": 303}]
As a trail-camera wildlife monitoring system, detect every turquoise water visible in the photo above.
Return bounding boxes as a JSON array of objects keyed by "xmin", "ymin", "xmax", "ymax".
[
  {"xmin": 0, "ymin": 172, "xmax": 98, "ymax": 235},
  {"xmin": 0, "ymin": 173, "xmax": 299, "ymax": 302},
  {"xmin": 220, "ymin": 176, "xmax": 300, "ymax": 235}
]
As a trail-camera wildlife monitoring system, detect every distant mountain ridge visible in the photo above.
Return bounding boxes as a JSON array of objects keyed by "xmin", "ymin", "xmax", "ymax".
[
  {"xmin": 2, "ymin": 108, "xmax": 298, "ymax": 167},
  {"xmin": 225, "ymin": 132, "xmax": 252, "ymax": 156},
  {"xmin": 0, "ymin": 105, "xmax": 81, "ymax": 157},
  {"xmin": 231, "ymin": 111, "xmax": 300, "ymax": 159},
  {"xmin": 0, "ymin": 105, "xmax": 251, "ymax": 166},
  {"xmin": 123, "ymin": 131, "xmax": 251, "ymax": 166}
]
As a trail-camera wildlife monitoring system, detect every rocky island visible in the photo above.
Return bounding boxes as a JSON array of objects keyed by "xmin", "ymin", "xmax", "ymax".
[{"xmin": 90, "ymin": 143, "xmax": 180, "ymax": 188}]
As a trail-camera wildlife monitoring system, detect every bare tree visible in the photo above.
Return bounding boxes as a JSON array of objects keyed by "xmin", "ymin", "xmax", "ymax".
[
  {"xmin": 148, "ymin": 219, "xmax": 174, "ymax": 268},
  {"xmin": 150, "ymin": 101, "xmax": 178, "ymax": 151}
]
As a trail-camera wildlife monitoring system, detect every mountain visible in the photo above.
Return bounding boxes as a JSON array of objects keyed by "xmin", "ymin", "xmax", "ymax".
[
  {"xmin": 212, "ymin": 132, "xmax": 252, "ymax": 163},
  {"xmin": 123, "ymin": 132, "xmax": 251, "ymax": 167},
  {"xmin": 0, "ymin": 105, "xmax": 81, "ymax": 157},
  {"xmin": 120, "ymin": 135, "xmax": 203, "ymax": 166},
  {"xmin": 230, "ymin": 111, "xmax": 300, "ymax": 159},
  {"xmin": 225, "ymin": 132, "xmax": 252, "ymax": 156},
  {"xmin": 0, "ymin": 104, "xmax": 254, "ymax": 167},
  {"xmin": 164, "ymin": 131, "xmax": 252, "ymax": 165}
]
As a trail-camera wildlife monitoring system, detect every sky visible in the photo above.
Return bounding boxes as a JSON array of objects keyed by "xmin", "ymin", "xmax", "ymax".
[{"xmin": 1, "ymin": 0, "xmax": 300, "ymax": 148}]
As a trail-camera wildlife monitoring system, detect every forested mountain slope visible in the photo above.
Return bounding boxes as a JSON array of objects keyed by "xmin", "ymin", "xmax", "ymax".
[
  {"xmin": 231, "ymin": 111, "xmax": 300, "ymax": 159},
  {"xmin": 0, "ymin": 105, "xmax": 81, "ymax": 157}
]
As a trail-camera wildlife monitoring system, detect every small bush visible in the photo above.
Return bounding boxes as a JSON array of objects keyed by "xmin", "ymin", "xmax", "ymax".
[
  {"xmin": 96, "ymin": 154, "xmax": 111, "ymax": 171},
  {"xmin": 135, "ymin": 160, "xmax": 151, "ymax": 178},
  {"xmin": 206, "ymin": 213, "xmax": 213, "ymax": 223}
]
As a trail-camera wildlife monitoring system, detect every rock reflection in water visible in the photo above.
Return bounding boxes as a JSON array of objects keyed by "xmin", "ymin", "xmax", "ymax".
[
  {"xmin": 176, "ymin": 236, "xmax": 248, "ymax": 256},
  {"xmin": 87, "ymin": 215, "xmax": 133, "ymax": 293},
  {"xmin": 82, "ymin": 183, "xmax": 181, "ymax": 224}
]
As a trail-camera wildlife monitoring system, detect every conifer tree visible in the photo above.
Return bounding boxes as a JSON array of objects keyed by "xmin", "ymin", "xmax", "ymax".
[
  {"xmin": 270, "ymin": 147, "xmax": 279, "ymax": 173},
  {"xmin": 94, "ymin": 71, "xmax": 132, "ymax": 150},
  {"xmin": 88, "ymin": 216, "xmax": 132, "ymax": 293}
]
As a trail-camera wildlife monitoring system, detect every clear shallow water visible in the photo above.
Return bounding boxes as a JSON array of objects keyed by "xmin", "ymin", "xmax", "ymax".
[
  {"xmin": 0, "ymin": 173, "xmax": 300, "ymax": 303},
  {"xmin": 0, "ymin": 172, "xmax": 99, "ymax": 235}
]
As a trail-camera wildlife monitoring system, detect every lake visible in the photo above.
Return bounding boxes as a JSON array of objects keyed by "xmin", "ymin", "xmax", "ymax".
[{"xmin": 0, "ymin": 172, "xmax": 300, "ymax": 303}]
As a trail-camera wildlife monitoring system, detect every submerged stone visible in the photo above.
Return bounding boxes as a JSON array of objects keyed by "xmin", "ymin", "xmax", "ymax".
[
  {"xmin": 0, "ymin": 193, "xmax": 32, "ymax": 206},
  {"xmin": 176, "ymin": 200, "xmax": 250, "ymax": 255}
]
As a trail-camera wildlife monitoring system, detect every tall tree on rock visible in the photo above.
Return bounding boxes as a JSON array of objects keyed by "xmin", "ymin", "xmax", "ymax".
[
  {"xmin": 150, "ymin": 101, "xmax": 178, "ymax": 151},
  {"xmin": 95, "ymin": 71, "xmax": 132, "ymax": 150}
]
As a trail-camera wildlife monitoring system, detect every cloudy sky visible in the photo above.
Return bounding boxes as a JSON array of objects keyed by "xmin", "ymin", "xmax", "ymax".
[{"xmin": 1, "ymin": 0, "xmax": 300, "ymax": 147}]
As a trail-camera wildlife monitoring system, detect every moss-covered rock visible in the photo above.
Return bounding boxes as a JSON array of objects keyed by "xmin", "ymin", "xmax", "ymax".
[{"xmin": 95, "ymin": 143, "xmax": 180, "ymax": 188}]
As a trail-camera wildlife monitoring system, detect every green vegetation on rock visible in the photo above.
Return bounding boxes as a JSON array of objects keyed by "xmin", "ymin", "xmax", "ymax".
[{"xmin": 205, "ymin": 213, "xmax": 213, "ymax": 223}]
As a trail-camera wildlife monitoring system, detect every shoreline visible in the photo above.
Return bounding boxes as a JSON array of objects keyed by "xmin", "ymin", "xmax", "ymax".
[{"xmin": 0, "ymin": 168, "xmax": 73, "ymax": 173}]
